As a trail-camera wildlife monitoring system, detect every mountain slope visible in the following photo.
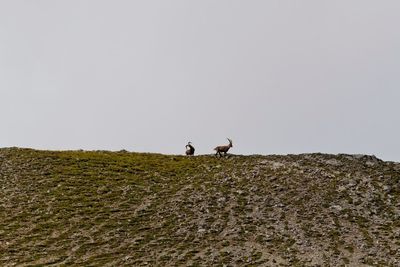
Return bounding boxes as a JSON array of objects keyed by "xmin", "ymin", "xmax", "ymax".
[{"xmin": 0, "ymin": 148, "xmax": 399, "ymax": 266}]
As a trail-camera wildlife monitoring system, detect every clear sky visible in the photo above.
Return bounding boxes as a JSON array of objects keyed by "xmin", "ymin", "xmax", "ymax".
[{"xmin": 1, "ymin": 1, "xmax": 399, "ymax": 161}]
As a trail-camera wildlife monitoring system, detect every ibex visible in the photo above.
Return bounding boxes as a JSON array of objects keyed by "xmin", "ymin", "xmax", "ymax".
[
  {"xmin": 185, "ymin": 142, "xmax": 195, "ymax": 156},
  {"xmin": 214, "ymin": 138, "xmax": 233, "ymax": 157}
]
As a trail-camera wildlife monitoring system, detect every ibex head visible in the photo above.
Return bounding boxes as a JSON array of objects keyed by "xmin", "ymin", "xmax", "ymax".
[{"xmin": 227, "ymin": 138, "xmax": 233, "ymax": 147}]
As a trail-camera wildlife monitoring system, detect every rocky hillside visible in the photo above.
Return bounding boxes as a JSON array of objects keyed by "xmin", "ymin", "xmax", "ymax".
[{"xmin": 0, "ymin": 148, "xmax": 399, "ymax": 266}]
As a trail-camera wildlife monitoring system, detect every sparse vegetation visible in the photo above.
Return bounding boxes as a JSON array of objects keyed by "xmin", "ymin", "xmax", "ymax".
[{"xmin": 0, "ymin": 148, "xmax": 399, "ymax": 266}]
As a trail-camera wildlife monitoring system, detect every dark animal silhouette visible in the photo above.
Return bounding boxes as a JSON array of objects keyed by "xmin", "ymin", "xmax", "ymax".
[{"xmin": 185, "ymin": 142, "xmax": 195, "ymax": 156}]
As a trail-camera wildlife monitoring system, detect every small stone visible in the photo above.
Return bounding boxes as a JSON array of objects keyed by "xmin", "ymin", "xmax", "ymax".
[{"xmin": 330, "ymin": 205, "xmax": 343, "ymax": 211}]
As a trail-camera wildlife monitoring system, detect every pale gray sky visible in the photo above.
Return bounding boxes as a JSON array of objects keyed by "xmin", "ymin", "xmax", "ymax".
[{"xmin": 1, "ymin": 1, "xmax": 399, "ymax": 161}]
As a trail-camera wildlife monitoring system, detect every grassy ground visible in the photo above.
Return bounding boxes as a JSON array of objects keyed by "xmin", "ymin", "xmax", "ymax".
[{"xmin": 0, "ymin": 148, "xmax": 399, "ymax": 266}]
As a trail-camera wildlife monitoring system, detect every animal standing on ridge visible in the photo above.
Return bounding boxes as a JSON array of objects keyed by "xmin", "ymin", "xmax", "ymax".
[
  {"xmin": 214, "ymin": 138, "xmax": 233, "ymax": 157},
  {"xmin": 185, "ymin": 142, "xmax": 195, "ymax": 156}
]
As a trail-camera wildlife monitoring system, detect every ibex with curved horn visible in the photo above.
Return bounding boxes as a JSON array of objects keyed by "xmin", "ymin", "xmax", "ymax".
[
  {"xmin": 185, "ymin": 142, "xmax": 195, "ymax": 156},
  {"xmin": 214, "ymin": 138, "xmax": 233, "ymax": 157}
]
